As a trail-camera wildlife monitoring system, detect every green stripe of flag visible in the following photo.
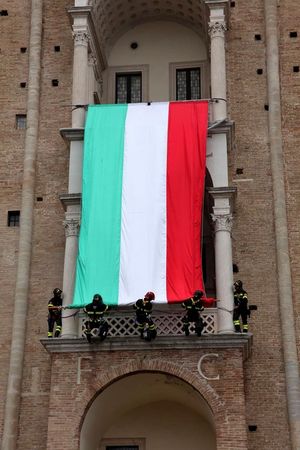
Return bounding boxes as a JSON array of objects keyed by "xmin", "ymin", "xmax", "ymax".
[{"xmin": 72, "ymin": 104, "xmax": 128, "ymax": 307}]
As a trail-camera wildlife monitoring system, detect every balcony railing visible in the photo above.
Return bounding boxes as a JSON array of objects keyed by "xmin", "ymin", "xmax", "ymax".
[{"xmin": 78, "ymin": 308, "xmax": 218, "ymax": 338}]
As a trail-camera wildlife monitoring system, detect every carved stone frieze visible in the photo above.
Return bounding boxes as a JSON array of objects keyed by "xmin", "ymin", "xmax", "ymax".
[{"xmin": 211, "ymin": 214, "xmax": 233, "ymax": 233}]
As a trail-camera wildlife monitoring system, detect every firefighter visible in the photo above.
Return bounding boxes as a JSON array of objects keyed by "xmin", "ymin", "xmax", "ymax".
[
  {"xmin": 133, "ymin": 291, "xmax": 157, "ymax": 341},
  {"xmin": 233, "ymin": 280, "xmax": 249, "ymax": 333},
  {"xmin": 83, "ymin": 294, "xmax": 109, "ymax": 343},
  {"xmin": 181, "ymin": 290, "xmax": 205, "ymax": 336},
  {"xmin": 48, "ymin": 288, "xmax": 63, "ymax": 338}
]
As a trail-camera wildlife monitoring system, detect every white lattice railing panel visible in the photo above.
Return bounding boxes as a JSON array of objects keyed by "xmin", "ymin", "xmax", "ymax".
[{"xmin": 79, "ymin": 309, "xmax": 217, "ymax": 338}]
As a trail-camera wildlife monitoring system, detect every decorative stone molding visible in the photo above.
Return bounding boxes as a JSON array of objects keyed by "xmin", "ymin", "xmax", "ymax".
[
  {"xmin": 97, "ymin": 72, "xmax": 104, "ymax": 97},
  {"xmin": 72, "ymin": 30, "xmax": 90, "ymax": 46},
  {"xmin": 40, "ymin": 333, "xmax": 253, "ymax": 361},
  {"xmin": 63, "ymin": 218, "xmax": 80, "ymax": 237},
  {"xmin": 88, "ymin": 50, "xmax": 103, "ymax": 92},
  {"xmin": 88, "ymin": 52, "xmax": 96, "ymax": 66},
  {"xmin": 211, "ymin": 214, "xmax": 233, "ymax": 233},
  {"xmin": 208, "ymin": 21, "xmax": 227, "ymax": 37}
]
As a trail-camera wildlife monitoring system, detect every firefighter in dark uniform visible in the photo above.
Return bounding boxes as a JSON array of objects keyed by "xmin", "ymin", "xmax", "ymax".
[
  {"xmin": 182, "ymin": 290, "xmax": 205, "ymax": 336},
  {"xmin": 83, "ymin": 294, "xmax": 109, "ymax": 343},
  {"xmin": 233, "ymin": 280, "xmax": 248, "ymax": 333},
  {"xmin": 48, "ymin": 288, "xmax": 63, "ymax": 338},
  {"xmin": 134, "ymin": 291, "xmax": 156, "ymax": 341}
]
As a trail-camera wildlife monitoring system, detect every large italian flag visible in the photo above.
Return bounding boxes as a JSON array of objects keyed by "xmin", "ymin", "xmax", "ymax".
[{"xmin": 72, "ymin": 101, "xmax": 208, "ymax": 307}]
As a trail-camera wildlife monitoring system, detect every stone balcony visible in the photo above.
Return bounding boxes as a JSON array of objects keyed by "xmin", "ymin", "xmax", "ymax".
[{"xmin": 41, "ymin": 307, "xmax": 253, "ymax": 361}]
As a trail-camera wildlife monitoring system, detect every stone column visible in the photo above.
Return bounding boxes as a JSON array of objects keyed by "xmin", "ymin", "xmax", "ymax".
[
  {"xmin": 71, "ymin": 28, "xmax": 89, "ymax": 127},
  {"xmin": 60, "ymin": 17, "xmax": 89, "ymax": 338},
  {"xmin": 61, "ymin": 211, "xmax": 80, "ymax": 338},
  {"xmin": 212, "ymin": 213, "xmax": 234, "ymax": 333},
  {"xmin": 206, "ymin": 1, "xmax": 228, "ymax": 121},
  {"xmin": 209, "ymin": 187, "xmax": 236, "ymax": 333}
]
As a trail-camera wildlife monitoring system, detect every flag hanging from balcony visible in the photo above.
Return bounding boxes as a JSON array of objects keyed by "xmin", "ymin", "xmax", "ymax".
[{"xmin": 72, "ymin": 101, "xmax": 208, "ymax": 307}]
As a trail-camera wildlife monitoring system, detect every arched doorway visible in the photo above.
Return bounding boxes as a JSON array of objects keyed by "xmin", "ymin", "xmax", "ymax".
[{"xmin": 80, "ymin": 372, "xmax": 216, "ymax": 450}]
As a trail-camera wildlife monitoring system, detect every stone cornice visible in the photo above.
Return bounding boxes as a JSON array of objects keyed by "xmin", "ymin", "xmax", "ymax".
[
  {"xmin": 41, "ymin": 333, "xmax": 252, "ymax": 361},
  {"xmin": 60, "ymin": 121, "xmax": 234, "ymax": 144},
  {"xmin": 59, "ymin": 193, "xmax": 81, "ymax": 210},
  {"xmin": 207, "ymin": 186, "xmax": 237, "ymax": 213},
  {"xmin": 208, "ymin": 119, "xmax": 235, "ymax": 154},
  {"xmin": 60, "ymin": 127, "xmax": 84, "ymax": 142}
]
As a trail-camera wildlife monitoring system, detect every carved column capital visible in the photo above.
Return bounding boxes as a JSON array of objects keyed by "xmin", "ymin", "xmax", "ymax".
[
  {"xmin": 211, "ymin": 214, "xmax": 233, "ymax": 233},
  {"xmin": 63, "ymin": 218, "xmax": 80, "ymax": 237},
  {"xmin": 72, "ymin": 30, "xmax": 90, "ymax": 46},
  {"xmin": 208, "ymin": 21, "xmax": 227, "ymax": 38}
]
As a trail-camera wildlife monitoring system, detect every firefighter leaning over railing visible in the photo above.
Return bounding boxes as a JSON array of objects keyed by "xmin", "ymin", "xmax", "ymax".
[
  {"xmin": 133, "ymin": 291, "xmax": 157, "ymax": 341},
  {"xmin": 181, "ymin": 290, "xmax": 216, "ymax": 337},
  {"xmin": 83, "ymin": 294, "xmax": 109, "ymax": 343}
]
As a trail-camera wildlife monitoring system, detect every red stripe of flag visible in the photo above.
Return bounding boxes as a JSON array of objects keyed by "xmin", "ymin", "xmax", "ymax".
[{"xmin": 166, "ymin": 101, "xmax": 208, "ymax": 302}]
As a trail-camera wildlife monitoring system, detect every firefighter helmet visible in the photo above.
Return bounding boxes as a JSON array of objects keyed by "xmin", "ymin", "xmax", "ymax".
[
  {"xmin": 144, "ymin": 291, "xmax": 155, "ymax": 301},
  {"xmin": 53, "ymin": 288, "xmax": 62, "ymax": 296},
  {"xmin": 234, "ymin": 280, "xmax": 243, "ymax": 290},
  {"xmin": 93, "ymin": 293, "xmax": 103, "ymax": 302},
  {"xmin": 194, "ymin": 290, "xmax": 204, "ymax": 299}
]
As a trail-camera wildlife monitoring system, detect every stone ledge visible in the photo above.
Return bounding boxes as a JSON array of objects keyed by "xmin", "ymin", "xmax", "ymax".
[
  {"xmin": 41, "ymin": 333, "xmax": 252, "ymax": 360},
  {"xmin": 59, "ymin": 121, "xmax": 234, "ymax": 145},
  {"xmin": 60, "ymin": 127, "xmax": 84, "ymax": 142}
]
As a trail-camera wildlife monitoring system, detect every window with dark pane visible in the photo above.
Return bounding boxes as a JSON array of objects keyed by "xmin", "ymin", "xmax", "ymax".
[
  {"xmin": 16, "ymin": 114, "xmax": 27, "ymax": 129},
  {"xmin": 176, "ymin": 68, "xmax": 201, "ymax": 100},
  {"xmin": 8, "ymin": 211, "xmax": 20, "ymax": 227},
  {"xmin": 116, "ymin": 73, "xmax": 142, "ymax": 103},
  {"xmin": 106, "ymin": 446, "xmax": 139, "ymax": 450}
]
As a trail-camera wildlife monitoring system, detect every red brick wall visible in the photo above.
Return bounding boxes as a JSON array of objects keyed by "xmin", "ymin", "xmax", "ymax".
[
  {"xmin": 227, "ymin": 1, "xmax": 290, "ymax": 449},
  {"xmin": 45, "ymin": 349, "xmax": 247, "ymax": 450}
]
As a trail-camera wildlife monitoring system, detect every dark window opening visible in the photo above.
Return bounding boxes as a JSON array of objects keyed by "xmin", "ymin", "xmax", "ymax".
[
  {"xmin": 54, "ymin": 45, "xmax": 60, "ymax": 52},
  {"xmin": 0, "ymin": 10, "xmax": 8, "ymax": 16},
  {"xmin": 20, "ymin": 82, "xmax": 26, "ymax": 88},
  {"xmin": 52, "ymin": 79, "xmax": 59, "ymax": 86},
  {"xmin": 20, "ymin": 47, "xmax": 27, "ymax": 53},
  {"xmin": 230, "ymin": 1, "xmax": 235, "ymax": 6},
  {"xmin": 115, "ymin": 72, "xmax": 142, "ymax": 104},
  {"xmin": 290, "ymin": 31, "xmax": 298, "ymax": 38},
  {"xmin": 254, "ymin": 34, "xmax": 262, "ymax": 41},
  {"xmin": 176, "ymin": 68, "xmax": 201, "ymax": 101},
  {"xmin": 257, "ymin": 68, "xmax": 263, "ymax": 75},
  {"xmin": 8, "ymin": 211, "xmax": 20, "ymax": 227},
  {"xmin": 16, "ymin": 114, "xmax": 27, "ymax": 129},
  {"xmin": 293, "ymin": 66, "xmax": 299, "ymax": 73}
]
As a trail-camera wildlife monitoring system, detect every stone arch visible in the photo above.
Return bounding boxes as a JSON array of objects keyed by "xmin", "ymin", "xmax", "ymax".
[{"xmin": 78, "ymin": 358, "xmax": 227, "ymax": 449}]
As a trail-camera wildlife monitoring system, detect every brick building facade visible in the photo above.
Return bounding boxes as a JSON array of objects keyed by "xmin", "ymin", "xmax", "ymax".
[{"xmin": 0, "ymin": 0, "xmax": 300, "ymax": 449}]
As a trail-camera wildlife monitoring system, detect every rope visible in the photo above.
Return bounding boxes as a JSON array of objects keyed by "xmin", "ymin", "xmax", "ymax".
[{"xmin": 217, "ymin": 305, "xmax": 234, "ymax": 314}]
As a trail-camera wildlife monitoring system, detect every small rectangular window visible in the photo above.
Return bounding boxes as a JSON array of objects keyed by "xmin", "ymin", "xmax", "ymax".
[
  {"xmin": 115, "ymin": 72, "xmax": 142, "ymax": 104},
  {"xmin": 176, "ymin": 68, "xmax": 201, "ymax": 101},
  {"xmin": 16, "ymin": 114, "xmax": 27, "ymax": 129},
  {"xmin": 8, "ymin": 211, "xmax": 20, "ymax": 227}
]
